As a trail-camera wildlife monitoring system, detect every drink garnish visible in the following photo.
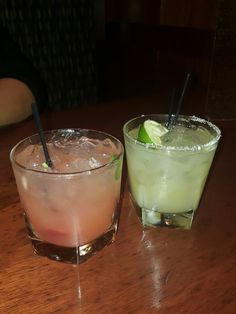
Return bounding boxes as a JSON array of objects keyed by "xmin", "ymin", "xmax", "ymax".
[
  {"xmin": 42, "ymin": 162, "xmax": 49, "ymax": 169},
  {"xmin": 111, "ymin": 154, "xmax": 122, "ymax": 180},
  {"xmin": 138, "ymin": 120, "xmax": 168, "ymax": 144}
]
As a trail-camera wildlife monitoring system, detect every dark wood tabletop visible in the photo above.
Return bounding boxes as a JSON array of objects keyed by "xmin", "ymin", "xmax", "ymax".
[{"xmin": 0, "ymin": 100, "xmax": 236, "ymax": 314}]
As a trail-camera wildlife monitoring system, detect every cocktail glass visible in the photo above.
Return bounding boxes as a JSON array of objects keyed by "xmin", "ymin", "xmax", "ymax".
[
  {"xmin": 123, "ymin": 114, "xmax": 221, "ymax": 229},
  {"xmin": 10, "ymin": 128, "xmax": 123, "ymax": 264}
]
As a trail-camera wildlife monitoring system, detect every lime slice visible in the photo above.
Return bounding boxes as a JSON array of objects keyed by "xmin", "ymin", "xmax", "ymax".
[
  {"xmin": 138, "ymin": 120, "xmax": 168, "ymax": 144},
  {"xmin": 111, "ymin": 154, "xmax": 122, "ymax": 180}
]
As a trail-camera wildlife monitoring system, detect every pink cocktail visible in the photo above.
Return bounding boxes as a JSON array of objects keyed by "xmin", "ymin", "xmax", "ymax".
[{"xmin": 10, "ymin": 129, "xmax": 123, "ymax": 264}]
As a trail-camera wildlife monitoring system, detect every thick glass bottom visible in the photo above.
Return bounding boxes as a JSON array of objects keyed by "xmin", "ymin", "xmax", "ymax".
[
  {"xmin": 131, "ymin": 196, "xmax": 195, "ymax": 230},
  {"xmin": 24, "ymin": 214, "xmax": 118, "ymax": 264}
]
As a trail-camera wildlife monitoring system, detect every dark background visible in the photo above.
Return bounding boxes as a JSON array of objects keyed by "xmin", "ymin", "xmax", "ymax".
[
  {"xmin": 0, "ymin": 0, "xmax": 235, "ymax": 119},
  {"xmin": 95, "ymin": 0, "xmax": 236, "ymax": 119}
]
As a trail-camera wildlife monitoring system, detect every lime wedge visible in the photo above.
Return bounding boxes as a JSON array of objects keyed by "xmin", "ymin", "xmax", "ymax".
[{"xmin": 138, "ymin": 119, "xmax": 168, "ymax": 144}]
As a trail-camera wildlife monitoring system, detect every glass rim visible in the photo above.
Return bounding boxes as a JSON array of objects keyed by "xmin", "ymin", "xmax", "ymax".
[
  {"xmin": 10, "ymin": 128, "xmax": 124, "ymax": 176},
  {"xmin": 123, "ymin": 114, "xmax": 221, "ymax": 152}
]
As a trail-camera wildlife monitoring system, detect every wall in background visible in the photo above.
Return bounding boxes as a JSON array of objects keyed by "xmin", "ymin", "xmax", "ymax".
[{"xmin": 207, "ymin": 0, "xmax": 236, "ymax": 119}]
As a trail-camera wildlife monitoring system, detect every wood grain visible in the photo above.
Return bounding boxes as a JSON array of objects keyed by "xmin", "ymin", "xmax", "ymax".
[{"xmin": 0, "ymin": 101, "xmax": 236, "ymax": 313}]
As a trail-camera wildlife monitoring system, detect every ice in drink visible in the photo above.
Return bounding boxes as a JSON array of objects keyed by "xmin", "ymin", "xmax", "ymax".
[
  {"xmin": 123, "ymin": 115, "xmax": 221, "ymax": 229},
  {"xmin": 10, "ymin": 129, "xmax": 123, "ymax": 263}
]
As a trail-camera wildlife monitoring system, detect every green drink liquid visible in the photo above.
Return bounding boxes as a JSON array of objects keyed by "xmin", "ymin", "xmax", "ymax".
[{"xmin": 124, "ymin": 115, "xmax": 221, "ymax": 229}]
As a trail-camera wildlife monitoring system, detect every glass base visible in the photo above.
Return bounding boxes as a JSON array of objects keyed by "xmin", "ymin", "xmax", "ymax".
[
  {"xmin": 131, "ymin": 197, "xmax": 194, "ymax": 230},
  {"xmin": 141, "ymin": 207, "xmax": 194, "ymax": 230},
  {"xmin": 24, "ymin": 214, "xmax": 118, "ymax": 264}
]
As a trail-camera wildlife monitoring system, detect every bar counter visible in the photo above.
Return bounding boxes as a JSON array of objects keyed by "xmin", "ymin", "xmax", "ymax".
[{"xmin": 0, "ymin": 100, "xmax": 235, "ymax": 313}]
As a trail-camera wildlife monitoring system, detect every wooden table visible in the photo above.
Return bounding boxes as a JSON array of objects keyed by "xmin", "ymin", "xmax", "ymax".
[{"xmin": 0, "ymin": 101, "xmax": 236, "ymax": 313}]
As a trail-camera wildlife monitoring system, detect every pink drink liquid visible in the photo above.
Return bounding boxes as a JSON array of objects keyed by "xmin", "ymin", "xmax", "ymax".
[{"xmin": 12, "ymin": 131, "xmax": 123, "ymax": 254}]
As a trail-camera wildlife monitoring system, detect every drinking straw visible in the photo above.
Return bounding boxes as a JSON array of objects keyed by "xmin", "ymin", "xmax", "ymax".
[
  {"xmin": 31, "ymin": 103, "xmax": 53, "ymax": 168},
  {"xmin": 167, "ymin": 87, "xmax": 176, "ymax": 128},
  {"xmin": 174, "ymin": 73, "xmax": 191, "ymax": 123},
  {"xmin": 167, "ymin": 73, "xmax": 191, "ymax": 127}
]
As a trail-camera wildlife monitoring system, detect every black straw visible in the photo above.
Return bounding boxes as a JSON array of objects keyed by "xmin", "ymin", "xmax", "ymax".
[
  {"xmin": 31, "ymin": 103, "xmax": 53, "ymax": 168},
  {"xmin": 174, "ymin": 73, "xmax": 191, "ymax": 122},
  {"xmin": 167, "ymin": 73, "xmax": 191, "ymax": 128},
  {"xmin": 167, "ymin": 88, "xmax": 176, "ymax": 128}
]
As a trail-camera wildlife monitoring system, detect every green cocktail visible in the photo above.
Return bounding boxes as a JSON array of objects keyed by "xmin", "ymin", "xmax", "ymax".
[{"xmin": 123, "ymin": 114, "xmax": 221, "ymax": 229}]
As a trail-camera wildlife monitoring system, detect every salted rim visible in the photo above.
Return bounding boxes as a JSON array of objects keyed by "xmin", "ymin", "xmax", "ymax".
[
  {"xmin": 123, "ymin": 115, "xmax": 221, "ymax": 151},
  {"xmin": 10, "ymin": 128, "xmax": 124, "ymax": 176}
]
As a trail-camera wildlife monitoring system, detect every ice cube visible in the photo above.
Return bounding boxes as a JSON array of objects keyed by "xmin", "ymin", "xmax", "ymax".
[
  {"xmin": 79, "ymin": 138, "xmax": 97, "ymax": 154},
  {"xmin": 16, "ymin": 135, "xmax": 118, "ymax": 173},
  {"xmin": 69, "ymin": 157, "xmax": 91, "ymax": 172},
  {"xmin": 16, "ymin": 144, "xmax": 45, "ymax": 169},
  {"xmin": 95, "ymin": 138, "xmax": 118, "ymax": 157},
  {"xmin": 89, "ymin": 157, "xmax": 102, "ymax": 169}
]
